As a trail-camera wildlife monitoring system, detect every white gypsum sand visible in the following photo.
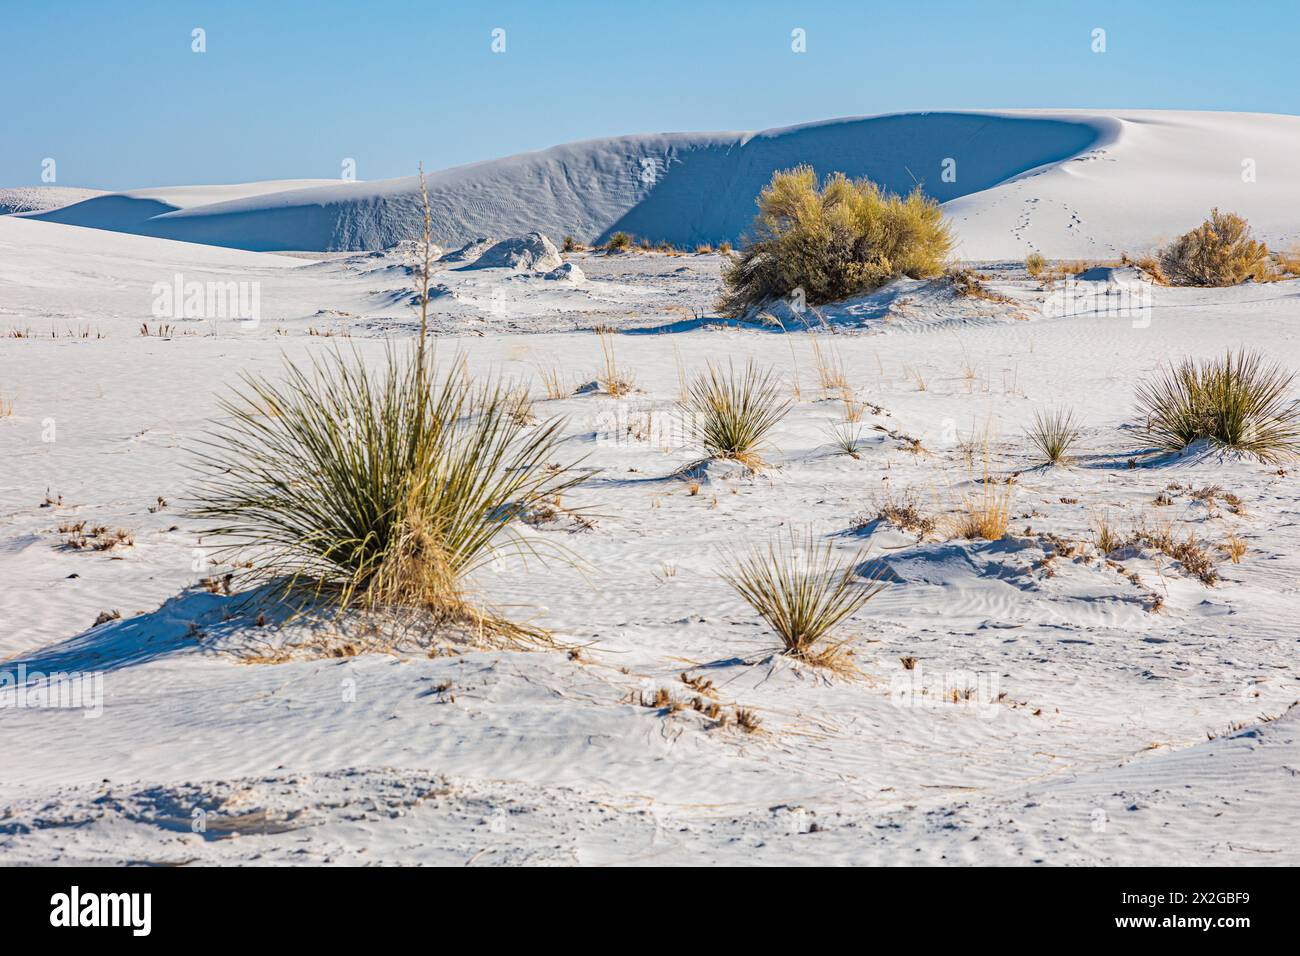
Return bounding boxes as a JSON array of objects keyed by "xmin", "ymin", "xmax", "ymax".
[{"xmin": 1, "ymin": 111, "xmax": 1298, "ymax": 866}]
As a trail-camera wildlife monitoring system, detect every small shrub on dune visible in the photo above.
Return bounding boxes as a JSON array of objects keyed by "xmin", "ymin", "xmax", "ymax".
[
  {"xmin": 721, "ymin": 528, "xmax": 884, "ymax": 669},
  {"xmin": 1159, "ymin": 209, "xmax": 1270, "ymax": 287},
  {"xmin": 718, "ymin": 166, "xmax": 953, "ymax": 316},
  {"xmin": 604, "ymin": 231, "xmax": 632, "ymax": 254},
  {"xmin": 681, "ymin": 360, "xmax": 791, "ymax": 468},
  {"xmin": 1025, "ymin": 407, "xmax": 1081, "ymax": 466},
  {"xmin": 1135, "ymin": 349, "xmax": 1300, "ymax": 462},
  {"xmin": 1025, "ymin": 252, "xmax": 1046, "ymax": 278},
  {"xmin": 191, "ymin": 344, "xmax": 585, "ymax": 646}
]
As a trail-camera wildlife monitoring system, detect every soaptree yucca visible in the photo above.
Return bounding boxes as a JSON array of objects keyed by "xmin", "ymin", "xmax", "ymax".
[
  {"xmin": 681, "ymin": 360, "xmax": 791, "ymax": 468},
  {"xmin": 1025, "ymin": 407, "xmax": 1081, "ymax": 466},
  {"xmin": 191, "ymin": 344, "xmax": 585, "ymax": 644},
  {"xmin": 1159, "ymin": 209, "xmax": 1270, "ymax": 287},
  {"xmin": 719, "ymin": 166, "xmax": 953, "ymax": 316},
  {"xmin": 721, "ymin": 528, "xmax": 884, "ymax": 669},
  {"xmin": 1135, "ymin": 349, "xmax": 1300, "ymax": 462}
]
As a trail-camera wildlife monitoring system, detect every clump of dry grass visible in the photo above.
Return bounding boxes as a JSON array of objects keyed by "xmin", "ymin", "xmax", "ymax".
[
  {"xmin": 604, "ymin": 231, "xmax": 632, "ymax": 253},
  {"xmin": 1221, "ymin": 533, "xmax": 1247, "ymax": 564},
  {"xmin": 1025, "ymin": 252, "xmax": 1046, "ymax": 278},
  {"xmin": 681, "ymin": 360, "xmax": 791, "ymax": 468},
  {"xmin": 1092, "ymin": 513, "xmax": 1123, "ymax": 555},
  {"xmin": 594, "ymin": 327, "xmax": 634, "ymax": 397},
  {"xmin": 948, "ymin": 479, "xmax": 1012, "ymax": 541},
  {"xmin": 64, "ymin": 524, "xmax": 133, "ymax": 551},
  {"xmin": 0, "ymin": 392, "xmax": 12, "ymax": 419},
  {"xmin": 719, "ymin": 166, "xmax": 952, "ymax": 315},
  {"xmin": 946, "ymin": 444, "xmax": 1012, "ymax": 541},
  {"xmin": 1159, "ymin": 209, "xmax": 1270, "ymax": 286},
  {"xmin": 1135, "ymin": 349, "xmax": 1300, "ymax": 462},
  {"xmin": 534, "ymin": 358, "xmax": 569, "ymax": 400},
  {"xmin": 854, "ymin": 486, "xmax": 937, "ymax": 539},
  {"xmin": 1025, "ymin": 407, "xmax": 1081, "ymax": 466},
  {"xmin": 721, "ymin": 528, "xmax": 884, "ymax": 669},
  {"xmin": 809, "ymin": 334, "xmax": 848, "ymax": 392},
  {"xmin": 1120, "ymin": 252, "xmax": 1169, "ymax": 285},
  {"xmin": 1129, "ymin": 521, "xmax": 1219, "ymax": 585},
  {"xmin": 946, "ymin": 267, "xmax": 1014, "ymax": 303}
]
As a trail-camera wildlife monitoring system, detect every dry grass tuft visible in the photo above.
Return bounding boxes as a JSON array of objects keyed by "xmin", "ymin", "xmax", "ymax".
[
  {"xmin": 947, "ymin": 449, "xmax": 1012, "ymax": 541},
  {"xmin": 594, "ymin": 328, "xmax": 635, "ymax": 397},
  {"xmin": 809, "ymin": 334, "xmax": 848, "ymax": 392},
  {"xmin": 535, "ymin": 358, "xmax": 569, "ymax": 400},
  {"xmin": 1025, "ymin": 252, "xmax": 1046, "ymax": 278},
  {"xmin": 1221, "ymin": 534, "xmax": 1247, "ymax": 564},
  {"xmin": 856, "ymin": 487, "xmax": 937, "ymax": 539}
]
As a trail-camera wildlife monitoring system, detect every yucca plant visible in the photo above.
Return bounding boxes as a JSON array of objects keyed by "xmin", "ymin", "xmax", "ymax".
[
  {"xmin": 188, "ymin": 343, "xmax": 585, "ymax": 642},
  {"xmin": 190, "ymin": 344, "xmax": 585, "ymax": 645},
  {"xmin": 681, "ymin": 360, "xmax": 791, "ymax": 468},
  {"xmin": 1135, "ymin": 349, "xmax": 1300, "ymax": 462},
  {"xmin": 1025, "ymin": 407, "xmax": 1081, "ymax": 465},
  {"xmin": 721, "ymin": 528, "xmax": 884, "ymax": 668}
]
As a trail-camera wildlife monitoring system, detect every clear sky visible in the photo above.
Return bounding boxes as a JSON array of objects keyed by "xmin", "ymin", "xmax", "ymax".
[{"xmin": 5, "ymin": 0, "xmax": 1298, "ymax": 190}]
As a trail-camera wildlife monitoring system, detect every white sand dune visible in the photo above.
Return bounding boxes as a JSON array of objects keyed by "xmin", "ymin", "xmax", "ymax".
[{"xmin": 15, "ymin": 110, "xmax": 1300, "ymax": 259}]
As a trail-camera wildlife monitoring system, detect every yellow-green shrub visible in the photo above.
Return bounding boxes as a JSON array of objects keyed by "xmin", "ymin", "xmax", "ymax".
[{"xmin": 719, "ymin": 166, "xmax": 953, "ymax": 316}]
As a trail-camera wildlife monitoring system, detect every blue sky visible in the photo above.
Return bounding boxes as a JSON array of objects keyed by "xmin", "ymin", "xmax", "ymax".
[{"xmin": 6, "ymin": 0, "xmax": 1298, "ymax": 190}]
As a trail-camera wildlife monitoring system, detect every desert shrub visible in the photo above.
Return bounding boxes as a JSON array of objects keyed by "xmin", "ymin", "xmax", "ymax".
[
  {"xmin": 1135, "ymin": 349, "xmax": 1300, "ymax": 462},
  {"xmin": 1025, "ymin": 252, "xmax": 1046, "ymax": 278},
  {"xmin": 681, "ymin": 360, "xmax": 791, "ymax": 468},
  {"xmin": 721, "ymin": 527, "xmax": 884, "ymax": 667},
  {"xmin": 562, "ymin": 235, "xmax": 576, "ymax": 252},
  {"xmin": 191, "ymin": 344, "xmax": 584, "ymax": 644},
  {"xmin": 605, "ymin": 231, "xmax": 632, "ymax": 253},
  {"xmin": 1025, "ymin": 407, "xmax": 1081, "ymax": 465},
  {"xmin": 718, "ymin": 166, "xmax": 953, "ymax": 316},
  {"xmin": 1159, "ymin": 209, "xmax": 1270, "ymax": 286}
]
